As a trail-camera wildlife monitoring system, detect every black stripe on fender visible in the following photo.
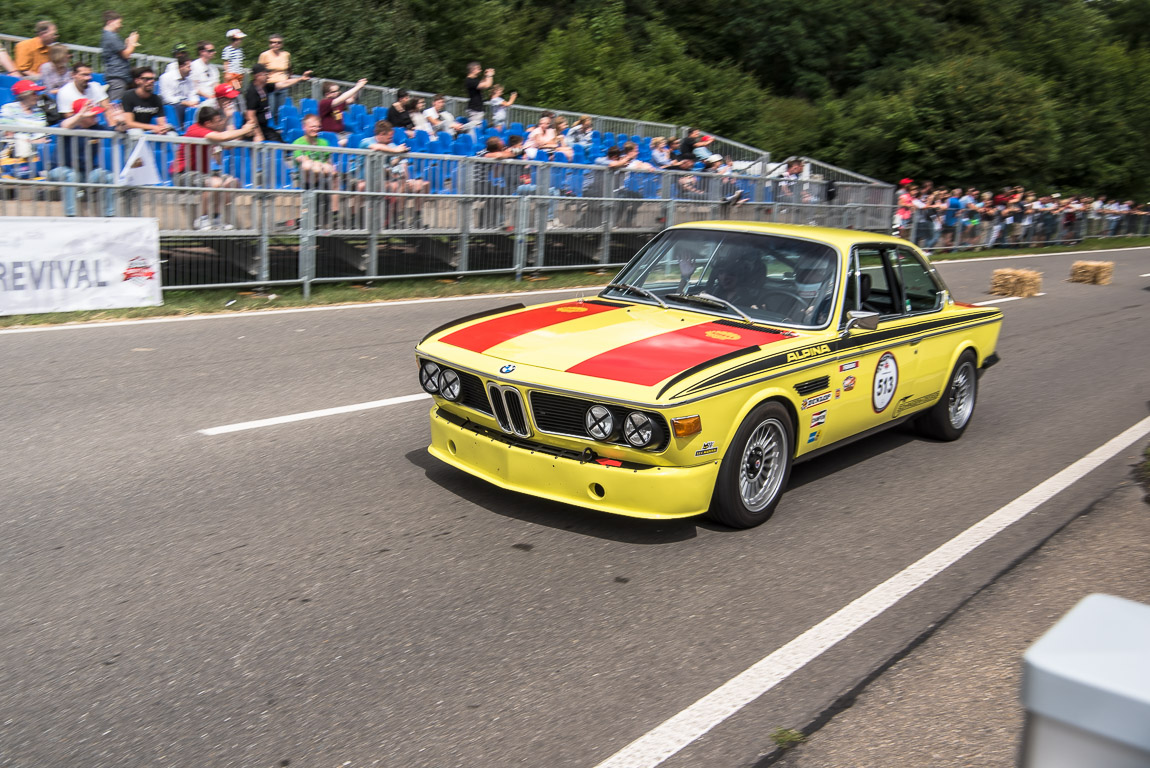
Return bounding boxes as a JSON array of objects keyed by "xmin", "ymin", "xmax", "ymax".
[{"xmin": 670, "ymin": 310, "xmax": 1002, "ymax": 399}]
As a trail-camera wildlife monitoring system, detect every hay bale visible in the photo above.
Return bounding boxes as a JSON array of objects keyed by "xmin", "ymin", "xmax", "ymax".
[
  {"xmin": 990, "ymin": 268, "xmax": 1043, "ymax": 297},
  {"xmin": 1069, "ymin": 260, "xmax": 1114, "ymax": 285}
]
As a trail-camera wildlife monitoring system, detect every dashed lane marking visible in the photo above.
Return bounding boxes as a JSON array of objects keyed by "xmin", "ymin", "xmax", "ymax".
[{"xmin": 199, "ymin": 393, "xmax": 431, "ymax": 435}]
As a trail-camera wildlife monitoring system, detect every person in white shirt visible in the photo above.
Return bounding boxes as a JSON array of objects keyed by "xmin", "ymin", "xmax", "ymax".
[
  {"xmin": 190, "ymin": 40, "xmax": 221, "ymax": 105},
  {"xmin": 158, "ymin": 54, "xmax": 199, "ymax": 127},
  {"xmin": 56, "ymin": 63, "xmax": 111, "ymax": 116},
  {"xmin": 423, "ymin": 94, "xmax": 458, "ymax": 135}
]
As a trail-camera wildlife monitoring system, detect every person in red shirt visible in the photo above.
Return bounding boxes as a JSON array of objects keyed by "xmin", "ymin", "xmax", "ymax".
[
  {"xmin": 171, "ymin": 105, "xmax": 256, "ymax": 229},
  {"xmin": 318, "ymin": 78, "xmax": 367, "ymax": 145}
]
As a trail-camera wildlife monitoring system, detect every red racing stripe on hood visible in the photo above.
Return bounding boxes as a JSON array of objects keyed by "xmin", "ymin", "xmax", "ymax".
[
  {"xmin": 566, "ymin": 323, "xmax": 792, "ymax": 386},
  {"xmin": 438, "ymin": 301, "xmax": 620, "ymax": 352}
]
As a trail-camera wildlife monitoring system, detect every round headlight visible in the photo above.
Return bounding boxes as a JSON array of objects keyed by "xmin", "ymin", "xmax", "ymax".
[
  {"xmin": 439, "ymin": 368, "xmax": 461, "ymax": 401},
  {"xmin": 419, "ymin": 360, "xmax": 441, "ymax": 393},
  {"xmin": 623, "ymin": 411, "xmax": 663, "ymax": 448},
  {"xmin": 585, "ymin": 405, "xmax": 615, "ymax": 441}
]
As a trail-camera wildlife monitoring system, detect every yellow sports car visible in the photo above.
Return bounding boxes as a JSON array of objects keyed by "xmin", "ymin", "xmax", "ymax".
[{"xmin": 415, "ymin": 222, "xmax": 1003, "ymax": 528}]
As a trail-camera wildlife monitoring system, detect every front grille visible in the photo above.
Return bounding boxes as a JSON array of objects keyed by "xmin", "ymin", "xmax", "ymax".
[
  {"xmin": 457, "ymin": 370, "xmax": 491, "ymax": 414},
  {"xmin": 487, "ymin": 383, "xmax": 531, "ymax": 437},
  {"xmin": 795, "ymin": 376, "xmax": 830, "ymax": 395},
  {"xmin": 530, "ymin": 391, "xmax": 669, "ymax": 451}
]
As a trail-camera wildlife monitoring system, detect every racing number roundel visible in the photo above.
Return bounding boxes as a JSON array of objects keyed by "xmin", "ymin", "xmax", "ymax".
[{"xmin": 873, "ymin": 352, "xmax": 898, "ymax": 413}]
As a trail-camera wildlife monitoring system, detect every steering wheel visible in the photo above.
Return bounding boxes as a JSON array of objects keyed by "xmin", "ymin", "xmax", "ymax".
[{"xmin": 758, "ymin": 288, "xmax": 806, "ymax": 321}]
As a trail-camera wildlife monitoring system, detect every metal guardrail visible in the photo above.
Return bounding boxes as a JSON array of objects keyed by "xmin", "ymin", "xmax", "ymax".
[
  {"xmin": 0, "ymin": 32, "xmax": 779, "ymax": 174},
  {"xmin": 0, "ymin": 128, "xmax": 895, "ymax": 295}
]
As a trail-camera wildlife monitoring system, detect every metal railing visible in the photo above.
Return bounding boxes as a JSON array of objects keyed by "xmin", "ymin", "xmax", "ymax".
[
  {"xmin": 0, "ymin": 127, "xmax": 895, "ymax": 295},
  {"xmin": 898, "ymin": 203, "xmax": 1150, "ymax": 252}
]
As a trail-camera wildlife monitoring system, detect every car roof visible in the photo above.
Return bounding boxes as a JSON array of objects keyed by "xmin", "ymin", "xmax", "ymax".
[{"xmin": 668, "ymin": 221, "xmax": 909, "ymax": 251}]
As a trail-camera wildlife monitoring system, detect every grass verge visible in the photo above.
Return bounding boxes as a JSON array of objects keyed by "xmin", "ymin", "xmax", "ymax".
[{"xmin": 2, "ymin": 234, "xmax": 1147, "ymax": 329}]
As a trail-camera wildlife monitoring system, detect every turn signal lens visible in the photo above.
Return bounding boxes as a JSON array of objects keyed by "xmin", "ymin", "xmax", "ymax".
[{"xmin": 671, "ymin": 415, "xmax": 702, "ymax": 437}]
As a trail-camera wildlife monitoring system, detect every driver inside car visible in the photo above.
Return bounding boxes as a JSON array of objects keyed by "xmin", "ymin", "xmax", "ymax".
[{"xmin": 707, "ymin": 251, "xmax": 761, "ymax": 308}]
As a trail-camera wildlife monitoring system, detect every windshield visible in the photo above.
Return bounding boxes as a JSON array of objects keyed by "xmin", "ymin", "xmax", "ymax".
[{"xmin": 601, "ymin": 229, "xmax": 842, "ymax": 328}]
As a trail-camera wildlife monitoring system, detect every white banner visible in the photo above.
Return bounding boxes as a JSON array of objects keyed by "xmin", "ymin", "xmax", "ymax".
[{"xmin": 0, "ymin": 217, "xmax": 163, "ymax": 316}]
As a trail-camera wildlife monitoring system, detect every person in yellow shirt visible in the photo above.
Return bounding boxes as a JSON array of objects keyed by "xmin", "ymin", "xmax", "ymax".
[
  {"xmin": 14, "ymin": 20, "xmax": 58, "ymax": 79},
  {"xmin": 257, "ymin": 34, "xmax": 293, "ymax": 120}
]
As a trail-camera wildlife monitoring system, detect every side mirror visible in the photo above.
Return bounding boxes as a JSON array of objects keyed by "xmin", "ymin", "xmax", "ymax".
[{"xmin": 843, "ymin": 310, "xmax": 880, "ymax": 334}]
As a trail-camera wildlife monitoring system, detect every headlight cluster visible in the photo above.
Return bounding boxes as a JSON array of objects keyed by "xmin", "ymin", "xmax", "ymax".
[
  {"xmin": 584, "ymin": 404, "xmax": 663, "ymax": 449},
  {"xmin": 418, "ymin": 360, "xmax": 462, "ymax": 401}
]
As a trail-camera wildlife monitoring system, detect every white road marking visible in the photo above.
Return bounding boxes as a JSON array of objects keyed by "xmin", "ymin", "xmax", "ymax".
[
  {"xmin": 1140, "ymin": 272, "xmax": 1150, "ymax": 277},
  {"xmin": 593, "ymin": 414, "xmax": 1150, "ymax": 768},
  {"xmin": 0, "ymin": 286, "xmax": 594, "ymax": 335},
  {"xmin": 973, "ymin": 293, "xmax": 1046, "ymax": 306},
  {"xmin": 199, "ymin": 393, "xmax": 431, "ymax": 435}
]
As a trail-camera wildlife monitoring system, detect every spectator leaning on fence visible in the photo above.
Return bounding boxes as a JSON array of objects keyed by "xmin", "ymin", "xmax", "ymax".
[
  {"xmin": 159, "ymin": 54, "xmax": 199, "ymax": 127},
  {"xmin": 171, "ymin": 105, "xmax": 255, "ymax": 230},
  {"xmin": 191, "ymin": 40, "xmax": 221, "ymax": 105},
  {"xmin": 50, "ymin": 99, "xmax": 121, "ymax": 217},
  {"xmin": 100, "ymin": 11, "xmax": 138, "ymax": 102},
  {"xmin": 14, "ymin": 20, "xmax": 57, "ymax": 79},
  {"xmin": 38, "ymin": 44, "xmax": 72, "ymax": 96}
]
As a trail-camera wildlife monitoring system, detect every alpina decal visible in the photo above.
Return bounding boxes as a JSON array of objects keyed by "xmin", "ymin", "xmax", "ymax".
[{"xmin": 788, "ymin": 343, "xmax": 831, "ymax": 363}]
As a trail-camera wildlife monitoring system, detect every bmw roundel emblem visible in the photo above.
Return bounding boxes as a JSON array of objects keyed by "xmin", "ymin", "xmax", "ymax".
[{"xmin": 500, "ymin": 364, "xmax": 516, "ymax": 374}]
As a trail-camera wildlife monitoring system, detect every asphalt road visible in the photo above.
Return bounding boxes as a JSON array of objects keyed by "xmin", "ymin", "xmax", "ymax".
[{"xmin": 1, "ymin": 247, "xmax": 1147, "ymax": 768}]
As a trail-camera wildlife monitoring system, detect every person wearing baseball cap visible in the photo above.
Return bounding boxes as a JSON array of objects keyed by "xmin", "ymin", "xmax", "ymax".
[
  {"xmin": 0, "ymin": 80, "xmax": 49, "ymax": 150},
  {"xmin": 50, "ymin": 99, "xmax": 121, "ymax": 217},
  {"xmin": 221, "ymin": 29, "xmax": 247, "ymax": 90},
  {"xmin": 213, "ymin": 82, "xmax": 242, "ymax": 126}
]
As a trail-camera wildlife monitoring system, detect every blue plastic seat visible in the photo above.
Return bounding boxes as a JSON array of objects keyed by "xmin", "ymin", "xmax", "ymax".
[
  {"xmin": 452, "ymin": 134, "xmax": 474, "ymax": 156},
  {"xmin": 392, "ymin": 127, "xmax": 407, "ymax": 145},
  {"xmin": 319, "ymin": 131, "xmax": 340, "ymax": 147},
  {"xmin": 408, "ymin": 130, "xmax": 430, "ymax": 152},
  {"xmin": 300, "ymin": 98, "xmax": 318, "ymax": 117},
  {"xmin": 508, "ymin": 122, "xmax": 524, "ymax": 135}
]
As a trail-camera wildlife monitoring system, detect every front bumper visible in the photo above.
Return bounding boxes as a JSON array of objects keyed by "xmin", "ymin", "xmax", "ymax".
[{"xmin": 428, "ymin": 406, "xmax": 719, "ymax": 519}]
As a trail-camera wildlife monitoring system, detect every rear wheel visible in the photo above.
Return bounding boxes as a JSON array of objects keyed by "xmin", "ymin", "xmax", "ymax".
[
  {"xmin": 917, "ymin": 351, "xmax": 978, "ymax": 441},
  {"xmin": 708, "ymin": 401, "xmax": 793, "ymax": 529}
]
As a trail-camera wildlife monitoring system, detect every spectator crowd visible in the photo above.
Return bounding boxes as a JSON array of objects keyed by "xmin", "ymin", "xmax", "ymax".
[
  {"xmin": 895, "ymin": 180, "xmax": 1150, "ymax": 252},
  {"xmin": 4, "ymin": 15, "xmax": 1150, "ymax": 240}
]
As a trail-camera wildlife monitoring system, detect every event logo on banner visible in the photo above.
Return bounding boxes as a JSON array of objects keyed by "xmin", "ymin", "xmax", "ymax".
[{"xmin": 0, "ymin": 217, "xmax": 162, "ymax": 316}]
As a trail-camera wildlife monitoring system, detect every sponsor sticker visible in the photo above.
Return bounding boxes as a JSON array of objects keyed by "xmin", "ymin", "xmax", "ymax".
[
  {"xmin": 122, "ymin": 256, "xmax": 157, "ymax": 285},
  {"xmin": 807, "ymin": 430, "xmax": 820, "ymax": 444},
  {"xmin": 557, "ymin": 305, "xmax": 589, "ymax": 313},
  {"xmin": 810, "ymin": 410, "xmax": 827, "ymax": 428},
  {"xmin": 839, "ymin": 360, "xmax": 859, "ymax": 372},
  {"xmin": 705, "ymin": 330, "xmax": 742, "ymax": 341},
  {"xmin": 893, "ymin": 391, "xmax": 940, "ymax": 417},
  {"xmin": 787, "ymin": 343, "xmax": 832, "ymax": 363},
  {"xmin": 694, "ymin": 440, "xmax": 718, "ymax": 457},
  {"xmin": 843, "ymin": 375, "xmax": 857, "ymax": 392},
  {"xmin": 801, "ymin": 391, "xmax": 832, "ymax": 410},
  {"xmin": 873, "ymin": 352, "xmax": 898, "ymax": 413},
  {"xmin": 834, "ymin": 389, "xmax": 841, "ymax": 399},
  {"xmin": 499, "ymin": 364, "xmax": 516, "ymax": 374}
]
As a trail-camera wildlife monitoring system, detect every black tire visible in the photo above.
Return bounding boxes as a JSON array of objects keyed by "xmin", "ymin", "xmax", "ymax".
[
  {"xmin": 917, "ymin": 351, "xmax": 978, "ymax": 441},
  {"xmin": 708, "ymin": 401, "xmax": 794, "ymax": 529}
]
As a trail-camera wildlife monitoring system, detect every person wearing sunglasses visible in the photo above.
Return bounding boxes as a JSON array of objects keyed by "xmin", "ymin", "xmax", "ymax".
[
  {"xmin": 257, "ymin": 34, "xmax": 293, "ymax": 118},
  {"xmin": 119, "ymin": 66, "xmax": 173, "ymax": 133},
  {"xmin": 190, "ymin": 40, "xmax": 221, "ymax": 104}
]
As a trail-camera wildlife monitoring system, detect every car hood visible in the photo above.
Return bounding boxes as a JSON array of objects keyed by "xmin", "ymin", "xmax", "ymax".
[{"xmin": 424, "ymin": 298, "xmax": 809, "ymax": 389}]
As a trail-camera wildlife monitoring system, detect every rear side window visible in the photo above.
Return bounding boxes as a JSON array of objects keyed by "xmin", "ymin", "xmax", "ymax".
[{"xmin": 894, "ymin": 247, "xmax": 942, "ymax": 313}]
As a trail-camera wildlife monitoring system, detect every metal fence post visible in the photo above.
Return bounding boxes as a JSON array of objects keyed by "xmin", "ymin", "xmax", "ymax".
[
  {"xmin": 513, "ymin": 196, "xmax": 529, "ymax": 280},
  {"xmin": 300, "ymin": 189, "xmax": 317, "ymax": 299},
  {"xmin": 458, "ymin": 158, "xmax": 472, "ymax": 274}
]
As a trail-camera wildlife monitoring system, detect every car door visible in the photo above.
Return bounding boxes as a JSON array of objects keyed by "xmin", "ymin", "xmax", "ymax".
[{"xmin": 819, "ymin": 244, "xmax": 927, "ymax": 444}]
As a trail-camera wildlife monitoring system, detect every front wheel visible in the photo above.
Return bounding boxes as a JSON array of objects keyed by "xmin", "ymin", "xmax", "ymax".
[
  {"xmin": 917, "ymin": 351, "xmax": 978, "ymax": 441},
  {"xmin": 708, "ymin": 401, "xmax": 793, "ymax": 529}
]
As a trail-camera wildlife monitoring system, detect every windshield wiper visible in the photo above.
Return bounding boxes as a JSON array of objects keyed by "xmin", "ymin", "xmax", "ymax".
[
  {"xmin": 604, "ymin": 282, "xmax": 666, "ymax": 309},
  {"xmin": 666, "ymin": 292, "xmax": 753, "ymax": 324}
]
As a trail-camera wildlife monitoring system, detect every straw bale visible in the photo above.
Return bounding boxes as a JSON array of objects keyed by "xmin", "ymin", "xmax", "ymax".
[
  {"xmin": 1069, "ymin": 260, "xmax": 1114, "ymax": 285},
  {"xmin": 990, "ymin": 268, "xmax": 1042, "ymax": 297}
]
